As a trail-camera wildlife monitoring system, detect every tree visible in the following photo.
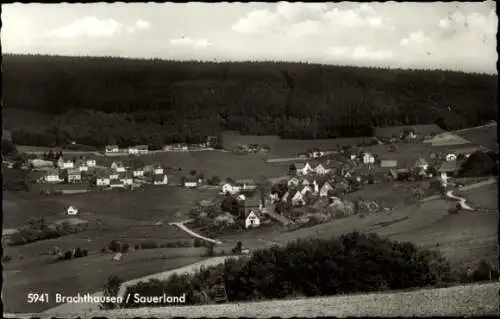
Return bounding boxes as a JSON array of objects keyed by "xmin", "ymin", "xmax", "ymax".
[
  {"xmin": 190, "ymin": 169, "xmax": 197, "ymax": 176},
  {"xmin": 459, "ymin": 151, "xmax": 496, "ymax": 177},
  {"xmin": 288, "ymin": 164, "xmax": 297, "ymax": 176},
  {"xmin": 208, "ymin": 175, "xmax": 221, "ymax": 185},
  {"xmin": 100, "ymin": 275, "xmax": 123, "ymax": 309}
]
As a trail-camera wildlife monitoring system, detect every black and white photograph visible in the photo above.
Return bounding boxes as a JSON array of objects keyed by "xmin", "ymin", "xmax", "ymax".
[{"xmin": 2, "ymin": 1, "xmax": 499, "ymax": 317}]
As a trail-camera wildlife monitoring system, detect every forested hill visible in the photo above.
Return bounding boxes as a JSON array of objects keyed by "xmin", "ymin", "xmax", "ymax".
[{"xmin": 2, "ymin": 54, "xmax": 497, "ymax": 147}]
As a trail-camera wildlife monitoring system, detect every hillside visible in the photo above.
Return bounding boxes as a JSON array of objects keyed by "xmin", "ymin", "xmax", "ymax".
[{"xmin": 3, "ymin": 54, "xmax": 497, "ymax": 147}]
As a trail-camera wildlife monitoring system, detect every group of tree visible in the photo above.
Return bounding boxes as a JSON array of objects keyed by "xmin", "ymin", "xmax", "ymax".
[
  {"xmin": 458, "ymin": 151, "xmax": 498, "ymax": 177},
  {"xmin": 8, "ymin": 218, "xmax": 84, "ymax": 246},
  {"xmin": 4, "ymin": 54, "xmax": 497, "ymax": 148},
  {"xmin": 117, "ymin": 232, "xmax": 497, "ymax": 308}
]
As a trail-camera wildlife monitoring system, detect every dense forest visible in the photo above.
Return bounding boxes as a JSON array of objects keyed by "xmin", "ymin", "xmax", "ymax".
[{"xmin": 3, "ymin": 54, "xmax": 497, "ymax": 147}]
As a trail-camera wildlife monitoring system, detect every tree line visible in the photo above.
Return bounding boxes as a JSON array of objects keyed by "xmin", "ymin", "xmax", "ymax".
[
  {"xmin": 116, "ymin": 232, "xmax": 497, "ymax": 308},
  {"xmin": 4, "ymin": 54, "xmax": 497, "ymax": 147}
]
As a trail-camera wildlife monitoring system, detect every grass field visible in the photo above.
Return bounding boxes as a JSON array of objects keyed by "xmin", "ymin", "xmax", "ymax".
[
  {"xmin": 3, "ymin": 250, "xmax": 206, "ymax": 313},
  {"xmin": 217, "ymin": 183, "xmax": 498, "ymax": 269},
  {"xmin": 455, "ymin": 183, "xmax": 498, "ymax": 210},
  {"xmin": 272, "ymin": 137, "xmax": 368, "ymax": 156}
]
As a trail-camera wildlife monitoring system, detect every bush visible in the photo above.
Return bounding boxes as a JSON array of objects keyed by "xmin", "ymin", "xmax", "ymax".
[
  {"xmin": 2, "ymin": 255, "xmax": 13, "ymax": 263},
  {"xmin": 134, "ymin": 244, "xmax": 140, "ymax": 250},
  {"xmin": 108, "ymin": 240, "xmax": 124, "ymax": 253},
  {"xmin": 63, "ymin": 250, "xmax": 73, "ymax": 260},
  {"xmin": 193, "ymin": 238, "xmax": 204, "ymax": 247},
  {"xmin": 140, "ymin": 240, "xmax": 158, "ymax": 249},
  {"xmin": 122, "ymin": 243, "xmax": 130, "ymax": 253},
  {"xmin": 101, "ymin": 247, "xmax": 107, "ymax": 253},
  {"xmin": 100, "ymin": 275, "xmax": 123, "ymax": 310}
]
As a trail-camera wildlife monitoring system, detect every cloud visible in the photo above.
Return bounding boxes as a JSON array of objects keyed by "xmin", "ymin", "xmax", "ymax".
[
  {"xmin": 326, "ymin": 45, "xmax": 393, "ymax": 61},
  {"xmin": 44, "ymin": 17, "xmax": 152, "ymax": 39},
  {"xmin": 231, "ymin": 9, "xmax": 279, "ymax": 35},
  {"xmin": 44, "ymin": 17, "xmax": 124, "ymax": 38},
  {"xmin": 400, "ymin": 30, "xmax": 430, "ymax": 46},
  {"xmin": 170, "ymin": 37, "xmax": 212, "ymax": 48},
  {"xmin": 232, "ymin": 3, "xmax": 393, "ymax": 37},
  {"xmin": 352, "ymin": 46, "xmax": 393, "ymax": 60}
]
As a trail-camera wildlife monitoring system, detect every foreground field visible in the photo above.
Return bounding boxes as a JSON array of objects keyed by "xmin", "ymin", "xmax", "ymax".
[
  {"xmin": 12, "ymin": 282, "xmax": 498, "ymax": 318},
  {"xmin": 3, "ymin": 186, "xmax": 217, "ymax": 228}
]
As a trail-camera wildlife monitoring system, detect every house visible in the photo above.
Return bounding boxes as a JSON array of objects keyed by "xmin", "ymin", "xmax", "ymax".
[
  {"xmin": 183, "ymin": 177, "xmax": 198, "ymax": 188},
  {"xmin": 235, "ymin": 179, "xmax": 257, "ymax": 191},
  {"xmin": 414, "ymin": 157, "xmax": 429, "ymax": 170},
  {"xmin": 153, "ymin": 165, "xmax": 164, "ymax": 175},
  {"xmin": 319, "ymin": 181, "xmax": 334, "ymax": 198},
  {"xmin": 380, "ymin": 159, "xmax": 398, "ymax": 168},
  {"xmin": 282, "ymin": 191, "xmax": 290, "ymax": 202},
  {"xmin": 109, "ymin": 171, "xmax": 120, "ymax": 180},
  {"xmin": 300, "ymin": 185, "xmax": 313, "ymax": 195},
  {"xmin": 58, "ymin": 158, "xmax": 74, "ymax": 169},
  {"xmin": 309, "ymin": 149, "xmax": 324, "ymax": 158},
  {"xmin": 105, "ymin": 145, "xmax": 120, "ymax": 153},
  {"xmin": 362, "ymin": 152, "xmax": 375, "ymax": 164},
  {"xmin": 76, "ymin": 160, "xmax": 89, "ymax": 172},
  {"xmin": 245, "ymin": 210, "xmax": 261, "ymax": 229},
  {"xmin": 314, "ymin": 164, "xmax": 330, "ymax": 175},
  {"xmin": 86, "ymin": 159, "xmax": 97, "ymax": 168},
  {"xmin": 438, "ymin": 160, "xmax": 461, "ymax": 178},
  {"xmin": 119, "ymin": 172, "xmax": 133, "ymax": 185},
  {"xmin": 44, "ymin": 169, "xmax": 62, "ymax": 183},
  {"xmin": 110, "ymin": 179, "xmax": 125, "ymax": 188},
  {"xmin": 295, "ymin": 162, "xmax": 313, "ymax": 176},
  {"xmin": 96, "ymin": 171, "xmax": 111, "ymax": 187},
  {"xmin": 67, "ymin": 206, "xmax": 78, "ymax": 215},
  {"xmin": 133, "ymin": 168, "xmax": 144, "ymax": 177},
  {"xmin": 67, "ymin": 169, "xmax": 82, "ymax": 183},
  {"xmin": 221, "ymin": 183, "xmax": 239, "ymax": 195},
  {"xmin": 128, "ymin": 145, "xmax": 149, "ymax": 155},
  {"xmin": 312, "ymin": 180, "xmax": 320, "ymax": 194},
  {"xmin": 153, "ymin": 174, "xmax": 169, "ymax": 185},
  {"xmin": 445, "ymin": 153, "xmax": 457, "ymax": 162},
  {"xmin": 287, "ymin": 177, "xmax": 300, "ymax": 188},
  {"xmin": 301, "ymin": 178, "xmax": 311, "ymax": 186},
  {"xmin": 291, "ymin": 190, "xmax": 306, "ymax": 206},
  {"xmin": 111, "ymin": 161, "xmax": 126, "ymax": 172}
]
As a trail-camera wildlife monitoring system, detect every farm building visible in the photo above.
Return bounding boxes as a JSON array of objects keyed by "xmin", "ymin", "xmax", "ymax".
[
  {"xmin": 153, "ymin": 165, "xmax": 164, "ymax": 175},
  {"xmin": 128, "ymin": 145, "xmax": 149, "ymax": 155},
  {"xmin": 184, "ymin": 177, "xmax": 198, "ymax": 188},
  {"xmin": 133, "ymin": 168, "xmax": 144, "ymax": 177},
  {"xmin": 153, "ymin": 174, "xmax": 168, "ymax": 185},
  {"xmin": 96, "ymin": 170, "xmax": 111, "ymax": 187},
  {"xmin": 374, "ymin": 124, "xmax": 444, "ymax": 140},
  {"xmin": 361, "ymin": 152, "xmax": 375, "ymax": 164},
  {"xmin": 245, "ymin": 210, "xmax": 261, "ymax": 229},
  {"xmin": 105, "ymin": 145, "xmax": 120, "ymax": 153}
]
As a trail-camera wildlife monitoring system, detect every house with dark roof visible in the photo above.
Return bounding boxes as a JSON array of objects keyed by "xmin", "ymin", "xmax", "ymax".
[{"xmin": 438, "ymin": 160, "xmax": 462, "ymax": 177}]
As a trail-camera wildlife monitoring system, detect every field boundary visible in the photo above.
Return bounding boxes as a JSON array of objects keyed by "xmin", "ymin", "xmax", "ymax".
[{"xmin": 169, "ymin": 220, "xmax": 223, "ymax": 245}]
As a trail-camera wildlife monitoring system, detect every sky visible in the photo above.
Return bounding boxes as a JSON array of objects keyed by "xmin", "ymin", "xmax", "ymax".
[{"xmin": 2, "ymin": 2, "xmax": 498, "ymax": 73}]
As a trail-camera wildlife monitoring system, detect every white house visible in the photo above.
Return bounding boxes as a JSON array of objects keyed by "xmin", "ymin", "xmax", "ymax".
[
  {"xmin": 111, "ymin": 161, "xmax": 125, "ymax": 172},
  {"xmin": 245, "ymin": 210, "xmax": 261, "ymax": 229},
  {"xmin": 184, "ymin": 177, "xmax": 198, "ymax": 188},
  {"xmin": 153, "ymin": 174, "xmax": 168, "ymax": 185},
  {"xmin": 296, "ymin": 162, "xmax": 313, "ymax": 176},
  {"xmin": 314, "ymin": 164, "xmax": 330, "ymax": 175},
  {"xmin": 128, "ymin": 145, "xmax": 149, "ymax": 155},
  {"xmin": 78, "ymin": 164, "xmax": 89, "ymax": 172},
  {"xmin": 349, "ymin": 154, "xmax": 357, "ymax": 160},
  {"xmin": 300, "ymin": 185, "xmax": 313, "ymax": 195},
  {"xmin": 67, "ymin": 206, "xmax": 78, "ymax": 215},
  {"xmin": 445, "ymin": 153, "xmax": 457, "ymax": 162},
  {"xmin": 362, "ymin": 152, "xmax": 375, "ymax": 164},
  {"xmin": 86, "ymin": 159, "xmax": 97, "ymax": 168},
  {"xmin": 291, "ymin": 191, "xmax": 306, "ymax": 206},
  {"xmin": 44, "ymin": 170, "xmax": 61, "ymax": 183},
  {"xmin": 110, "ymin": 179, "xmax": 125, "ymax": 188},
  {"xmin": 269, "ymin": 192, "xmax": 280, "ymax": 202},
  {"xmin": 119, "ymin": 173, "xmax": 133, "ymax": 185},
  {"xmin": 133, "ymin": 169, "xmax": 144, "ymax": 177},
  {"xmin": 58, "ymin": 158, "xmax": 74, "ymax": 169},
  {"xmin": 67, "ymin": 169, "xmax": 82, "ymax": 183},
  {"xmin": 319, "ymin": 181, "xmax": 334, "ymax": 198},
  {"xmin": 287, "ymin": 177, "xmax": 300, "ymax": 188},
  {"xmin": 96, "ymin": 177, "xmax": 111, "ymax": 187},
  {"xmin": 105, "ymin": 145, "xmax": 119, "ymax": 153},
  {"xmin": 153, "ymin": 166, "xmax": 164, "ymax": 175},
  {"xmin": 109, "ymin": 172, "xmax": 119, "ymax": 180},
  {"xmin": 301, "ymin": 178, "xmax": 310, "ymax": 186},
  {"xmin": 221, "ymin": 183, "xmax": 239, "ymax": 195}
]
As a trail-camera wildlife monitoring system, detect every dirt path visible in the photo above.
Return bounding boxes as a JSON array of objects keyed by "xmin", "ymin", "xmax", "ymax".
[
  {"xmin": 24, "ymin": 282, "xmax": 500, "ymax": 318},
  {"xmin": 169, "ymin": 220, "xmax": 223, "ymax": 244},
  {"xmin": 446, "ymin": 191, "xmax": 474, "ymax": 210}
]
